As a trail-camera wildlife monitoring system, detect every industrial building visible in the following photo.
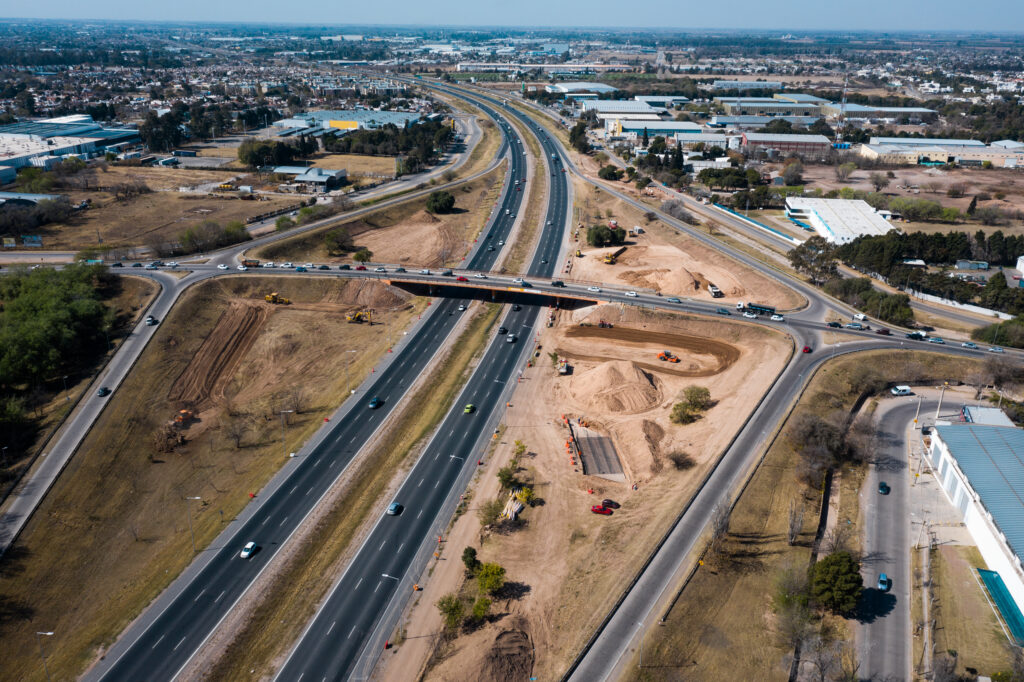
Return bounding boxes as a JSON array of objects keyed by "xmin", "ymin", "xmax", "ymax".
[
  {"xmin": 672, "ymin": 133, "xmax": 729, "ymax": 149},
  {"xmin": 273, "ymin": 110, "xmax": 424, "ymax": 137},
  {"xmin": 716, "ymin": 97, "xmax": 822, "ymax": 117},
  {"xmin": 0, "ymin": 114, "xmax": 139, "ymax": 169},
  {"xmin": 740, "ymin": 132, "xmax": 832, "ymax": 158},
  {"xmin": 456, "ymin": 62, "xmax": 629, "ymax": 74},
  {"xmin": 712, "ymin": 80, "xmax": 783, "ymax": 91},
  {"xmin": 868, "ymin": 136, "xmax": 986, "ymax": 148},
  {"xmin": 821, "ymin": 102, "xmax": 937, "ymax": 120},
  {"xmin": 784, "ymin": 197, "xmax": 896, "ymax": 244},
  {"xmin": 605, "ymin": 119, "xmax": 702, "ymax": 139},
  {"xmin": 859, "ymin": 137, "xmax": 1024, "ymax": 168},
  {"xmin": 708, "ymin": 115, "xmax": 822, "ymax": 130},
  {"xmin": 580, "ymin": 100, "xmax": 665, "ymax": 116},
  {"xmin": 633, "ymin": 95, "xmax": 690, "ymax": 108},
  {"xmin": 544, "ymin": 82, "xmax": 618, "ymax": 98},
  {"xmin": 928, "ymin": 423, "xmax": 1024, "ymax": 640}
]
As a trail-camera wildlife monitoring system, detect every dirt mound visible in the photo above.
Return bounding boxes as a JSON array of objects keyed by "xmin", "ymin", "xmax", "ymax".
[
  {"xmin": 322, "ymin": 279, "xmax": 412, "ymax": 309},
  {"xmin": 482, "ymin": 629, "xmax": 534, "ymax": 682},
  {"xmin": 168, "ymin": 301, "xmax": 267, "ymax": 410},
  {"xmin": 570, "ymin": 360, "xmax": 662, "ymax": 413},
  {"xmin": 413, "ymin": 208, "xmax": 442, "ymax": 224},
  {"xmin": 564, "ymin": 325, "xmax": 740, "ymax": 376}
]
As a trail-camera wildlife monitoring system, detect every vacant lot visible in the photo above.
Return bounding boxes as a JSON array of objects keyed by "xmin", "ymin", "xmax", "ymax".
[
  {"xmin": 253, "ymin": 162, "xmax": 504, "ymax": 267},
  {"xmin": 0, "ymin": 276, "xmax": 421, "ymax": 681},
  {"xmin": 311, "ymin": 152, "xmax": 396, "ymax": 177},
  {"xmin": 69, "ymin": 164, "xmax": 240, "ymax": 191},
  {"xmin": 624, "ymin": 350, "xmax": 984, "ymax": 682}
]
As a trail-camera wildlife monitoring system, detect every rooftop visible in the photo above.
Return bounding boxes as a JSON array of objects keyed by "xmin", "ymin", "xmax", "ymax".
[
  {"xmin": 934, "ymin": 424, "xmax": 1024, "ymax": 563},
  {"xmin": 546, "ymin": 82, "xmax": 617, "ymax": 94},
  {"xmin": 785, "ymin": 197, "xmax": 896, "ymax": 244},
  {"xmin": 869, "ymin": 136, "xmax": 986, "ymax": 147},
  {"xmin": 581, "ymin": 100, "xmax": 663, "ymax": 114}
]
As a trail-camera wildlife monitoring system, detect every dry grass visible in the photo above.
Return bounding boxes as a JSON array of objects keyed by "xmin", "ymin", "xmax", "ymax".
[
  {"xmin": 206, "ymin": 302, "xmax": 502, "ymax": 679},
  {"xmin": 74, "ymin": 165, "xmax": 239, "ymax": 191},
  {"xmin": 0, "ymin": 276, "xmax": 421, "ymax": 681},
  {"xmin": 932, "ymin": 545, "xmax": 1013, "ymax": 677},
  {"xmin": 311, "ymin": 153, "xmax": 396, "ymax": 177},
  {"xmin": 625, "ymin": 350, "xmax": 986, "ymax": 682},
  {"xmin": 913, "ymin": 308, "xmax": 991, "ymax": 335}
]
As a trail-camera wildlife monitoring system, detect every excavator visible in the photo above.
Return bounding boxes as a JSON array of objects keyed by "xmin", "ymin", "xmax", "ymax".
[
  {"xmin": 265, "ymin": 292, "xmax": 291, "ymax": 305},
  {"xmin": 346, "ymin": 310, "xmax": 372, "ymax": 324}
]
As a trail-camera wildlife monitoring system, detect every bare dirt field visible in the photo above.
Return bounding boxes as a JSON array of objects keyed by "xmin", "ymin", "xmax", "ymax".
[
  {"xmin": 254, "ymin": 162, "xmax": 504, "ymax": 267},
  {"xmin": 70, "ymin": 164, "xmax": 241, "ymax": 191},
  {"xmin": 311, "ymin": 152, "xmax": 397, "ymax": 177},
  {"xmin": 379, "ymin": 303, "xmax": 791, "ymax": 681},
  {"xmin": 0, "ymin": 276, "xmax": 422, "ymax": 681},
  {"xmin": 570, "ymin": 179, "xmax": 804, "ymax": 310}
]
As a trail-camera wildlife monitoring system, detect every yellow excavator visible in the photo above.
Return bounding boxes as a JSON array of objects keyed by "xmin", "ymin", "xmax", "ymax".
[
  {"xmin": 265, "ymin": 292, "xmax": 291, "ymax": 305},
  {"xmin": 346, "ymin": 310, "xmax": 372, "ymax": 324}
]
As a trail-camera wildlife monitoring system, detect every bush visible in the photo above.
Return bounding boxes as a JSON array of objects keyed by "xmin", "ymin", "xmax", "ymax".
[
  {"xmin": 426, "ymin": 190, "xmax": 456, "ymax": 214},
  {"xmin": 670, "ymin": 402, "xmax": 699, "ymax": 424},
  {"xmin": 598, "ymin": 164, "xmax": 623, "ymax": 181},
  {"xmin": 476, "ymin": 562, "xmax": 506, "ymax": 595},
  {"xmin": 586, "ymin": 225, "xmax": 627, "ymax": 247},
  {"xmin": 352, "ymin": 247, "xmax": 372, "ymax": 263},
  {"xmin": 683, "ymin": 385, "xmax": 712, "ymax": 411},
  {"xmin": 275, "ymin": 216, "xmax": 294, "ymax": 231},
  {"xmin": 810, "ymin": 551, "xmax": 862, "ymax": 615},
  {"xmin": 178, "ymin": 219, "xmax": 251, "ymax": 254},
  {"xmin": 668, "ymin": 451, "xmax": 696, "ymax": 470},
  {"xmin": 497, "ymin": 465, "xmax": 518, "ymax": 490},
  {"xmin": 436, "ymin": 594, "xmax": 464, "ymax": 634},
  {"xmin": 470, "ymin": 597, "xmax": 491, "ymax": 623},
  {"xmin": 478, "ymin": 498, "xmax": 504, "ymax": 526},
  {"xmin": 660, "ymin": 199, "xmax": 697, "ymax": 225},
  {"xmin": 461, "ymin": 546, "xmax": 481, "ymax": 574},
  {"xmin": 324, "ymin": 227, "xmax": 354, "ymax": 255}
]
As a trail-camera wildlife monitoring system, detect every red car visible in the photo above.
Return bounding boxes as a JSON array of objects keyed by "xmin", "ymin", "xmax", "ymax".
[
  {"xmin": 591, "ymin": 505, "xmax": 612, "ymax": 515},
  {"xmin": 802, "ymin": 345, "xmax": 812, "ymax": 353},
  {"xmin": 875, "ymin": 328, "xmax": 891, "ymax": 336},
  {"xmin": 456, "ymin": 275, "xmax": 469, "ymax": 282},
  {"xmin": 355, "ymin": 265, "xmax": 367, "ymax": 271}
]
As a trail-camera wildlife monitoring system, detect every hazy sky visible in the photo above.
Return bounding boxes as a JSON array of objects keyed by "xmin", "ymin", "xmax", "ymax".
[{"xmin": 3, "ymin": 0, "xmax": 1023, "ymax": 32}]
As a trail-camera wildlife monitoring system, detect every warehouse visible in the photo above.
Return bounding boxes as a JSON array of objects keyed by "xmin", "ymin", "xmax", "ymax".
[
  {"xmin": 716, "ymin": 98, "xmax": 822, "ymax": 117},
  {"xmin": 741, "ymin": 132, "xmax": 832, "ymax": 158},
  {"xmin": 0, "ymin": 114, "xmax": 139, "ymax": 168},
  {"xmin": 784, "ymin": 197, "xmax": 896, "ymax": 244},
  {"xmin": 868, "ymin": 136, "xmax": 985, "ymax": 148},
  {"xmin": 580, "ymin": 100, "xmax": 665, "ymax": 116},
  {"xmin": 821, "ymin": 102, "xmax": 937, "ymax": 120},
  {"xmin": 928, "ymin": 423, "xmax": 1024, "ymax": 641},
  {"xmin": 672, "ymin": 133, "xmax": 729, "ymax": 149},
  {"xmin": 605, "ymin": 119, "xmax": 702, "ymax": 139},
  {"xmin": 273, "ymin": 110, "xmax": 422, "ymax": 136},
  {"xmin": 633, "ymin": 95, "xmax": 690, "ymax": 108},
  {"xmin": 709, "ymin": 115, "xmax": 822, "ymax": 130},
  {"xmin": 544, "ymin": 82, "xmax": 618, "ymax": 97},
  {"xmin": 712, "ymin": 80, "xmax": 783, "ymax": 91}
]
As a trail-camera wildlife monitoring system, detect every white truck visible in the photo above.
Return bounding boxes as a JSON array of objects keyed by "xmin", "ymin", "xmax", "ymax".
[{"xmin": 708, "ymin": 284, "xmax": 723, "ymax": 298}]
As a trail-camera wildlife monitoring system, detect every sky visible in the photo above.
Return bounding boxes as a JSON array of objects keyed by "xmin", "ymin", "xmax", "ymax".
[{"xmin": 3, "ymin": 0, "xmax": 1024, "ymax": 32}]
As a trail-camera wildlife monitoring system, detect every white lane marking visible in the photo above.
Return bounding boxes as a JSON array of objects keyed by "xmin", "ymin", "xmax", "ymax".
[
  {"xmin": 194, "ymin": 589, "xmax": 206, "ymax": 602},
  {"xmin": 279, "ymin": 516, "xmax": 289, "ymax": 527},
  {"xmin": 374, "ymin": 581, "xmax": 382, "ymax": 593},
  {"xmin": 397, "ymin": 542, "xmax": 405, "ymax": 554},
  {"xmin": 348, "ymin": 627, "xmax": 357, "ymax": 640},
  {"xmin": 418, "ymin": 478, "xmax": 424, "ymax": 487},
  {"xmin": 355, "ymin": 578, "xmax": 363, "ymax": 590},
  {"xmin": 291, "ymin": 486, "xmax": 298, "ymax": 494},
  {"xmin": 307, "ymin": 486, "xmax": 315, "ymax": 496},
  {"xmin": 174, "ymin": 636, "xmax": 187, "ymax": 651},
  {"xmin": 315, "ymin": 458, "xmax": 321, "ymax": 466},
  {"xmin": 418, "ymin": 509, "xmax": 424, "ymax": 519},
  {"xmin": 326, "ymin": 621, "xmax": 336, "ymax": 636},
  {"xmin": 214, "ymin": 590, "xmax": 226, "ymax": 603},
  {"xmin": 434, "ymin": 480, "xmax": 440, "ymax": 489},
  {"xmin": 152, "ymin": 634, "xmax": 165, "ymax": 649},
  {"xmin": 379, "ymin": 540, "xmax": 386, "ymax": 551},
  {"xmin": 261, "ymin": 516, "xmax": 269, "ymax": 526}
]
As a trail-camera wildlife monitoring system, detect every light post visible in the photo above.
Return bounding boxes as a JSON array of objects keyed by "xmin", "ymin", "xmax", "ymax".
[
  {"xmin": 636, "ymin": 620, "xmax": 647, "ymax": 670},
  {"xmin": 345, "ymin": 349, "xmax": 358, "ymax": 396},
  {"xmin": 36, "ymin": 631, "xmax": 54, "ymax": 682},
  {"xmin": 1, "ymin": 446, "xmax": 7, "ymax": 471},
  {"xmin": 62, "ymin": 375, "xmax": 69, "ymax": 402},
  {"xmin": 280, "ymin": 410, "xmax": 294, "ymax": 458},
  {"xmin": 935, "ymin": 381, "xmax": 949, "ymax": 420},
  {"xmin": 185, "ymin": 496, "xmax": 201, "ymax": 552},
  {"xmin": 381, "ymin": 573, "xmax": 400, "ymax": 582}
]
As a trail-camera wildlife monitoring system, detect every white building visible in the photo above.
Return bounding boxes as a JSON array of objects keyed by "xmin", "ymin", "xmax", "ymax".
[{"xmin": 784, "ymin": 197, "xmax": 896, "ymax": 244}]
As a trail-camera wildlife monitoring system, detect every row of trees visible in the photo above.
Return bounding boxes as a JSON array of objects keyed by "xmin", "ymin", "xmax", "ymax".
[
  {"xmin": 178, "ymin": 219, "xmax": 250, "ymax": 254},
  {"xmin": 822, "ymin": 278, "xmax": 915, "ymax": 326},
  {"xmin": 0, "ymin": 197, "xmax": 73, "ymax": 237},
  {"xmin": 586, "ymin": 224, "xmax": 627, "ymax": 247},
  {"xmin": 237, "ymin": 138, "xmax": 316, "ymax": 168}
]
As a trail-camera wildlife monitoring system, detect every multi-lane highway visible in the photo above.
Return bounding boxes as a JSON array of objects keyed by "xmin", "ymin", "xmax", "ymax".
[{"xmin": 87, "ymin": 97, "xmax": 544, "ymax": 681}]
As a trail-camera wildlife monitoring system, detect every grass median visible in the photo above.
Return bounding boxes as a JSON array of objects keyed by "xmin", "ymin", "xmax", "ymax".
[{"xmin": 206, "ymin": 302, "xmax": 502, "ymax": 679}]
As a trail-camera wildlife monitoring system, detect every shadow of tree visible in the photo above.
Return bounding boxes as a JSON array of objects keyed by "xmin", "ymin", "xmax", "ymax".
[{"xmin": 856, "ymin": 587, "xmax": 897, "ymax": 624}]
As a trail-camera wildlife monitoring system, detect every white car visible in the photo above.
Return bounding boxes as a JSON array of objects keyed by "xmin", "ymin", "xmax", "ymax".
[
  {"xmin": 279, "ymin": 262, "xmax": 293, "ymax": 269},
  {"xmin": 587, "ymin": 286, "xmax": 601, "ymax": 292},
  {"xmin": 625, "ymin": 291, "xmax": 638, "ymax": 297},
  {"xmin": 498, "ymin": 240, "xmax": 505, "ymax": 246},
  {"xmin": 237, "ymin": 265, "xmax": 247, "ymax": 271},
  {"xmin": 217, "ymin": 264, "xmax": 228, "ymax": 270},
  {"xmin": 240, "ymin": 541, "xmax": 255, "ymax": 559},
  {"xmin": 770, "ymin": 314, "xmax": 785, "ymax": 322},
  {"xmin": 261, "ymin": 263, "xmax": 275, "ymax": 268},
  {"xmin": 303, "ymin": 263, "xmax": 314, "ymax": 269},
  {"xmin": 374, "ymin": 267, "xmax": 386, "ymax": 272},
  {"xmin": 474, "ymin": 273, "xmax": 488, "ymax": 279},
  {"xmin": 166, "ymin": 261, "xmax": 178, "ymax": 267},
  {"xmin": 512, "ymin": 277, "xmax": 523, "ymax": 284},
  {"xmin": 743, "ymin": 311, "xmax": 757, "ymax": 319},
  {"xmin": 989, "ymin": 346, "xmax": 1005, "ymax": 353}
]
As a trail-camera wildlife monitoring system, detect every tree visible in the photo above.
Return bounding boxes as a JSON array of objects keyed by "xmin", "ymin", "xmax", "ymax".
[
  {"xmin": 224, "ymin": 418, "xmax": 249, "ymax": 449},
  {"xmin": 569, "ymin": 122, "xmax": 590, "ymax": 154},
  {"xmin": 476, "ymin": 562, "xmax": 506, "ymax": 595},
  {"xmin": 660, "ymin": 200, "xmax": 697, "ymax": 225},
  {"xmin": 275, "ymin": 216, "xmax": 294, "ymax": 232},
  {"xmin": 787, "ymin": 236, "xmax": 838, "ymax": 285},
  {"xmin": 436, "ymin": 594, "xmax": 464, "ymax": 634},
  {"xmin": 478, "ymin": 498, "xmax": 504, "ymax": 526},
  {"xmin": 834, "ymin": 162, "xmax": 856, "ymax": 183},
  {"xmin": 869, "ymin": 171, "xmax": 890, "ymax": 192},
  {"xmin": 426, "ymin": 190, "xmax": 455, "ymax": 214},
  {"xmin": 352, "ymin": 247, "xmax": 372, "ymax": 263},
  {"xmin": 670, "ymin": 402, "xmax": 698, "ymax": 424},
  {"xmin": 324, "ymin": 227, "xmax": 355, "ymax": 255},
  {"xmin": 461, "ymin": 546, "xmax": 481, "ymax": 574},
  {"xmin": 787, "ymin": 500, "xmax": 804, "ymax": 546},
  {"xmin": 470, "ymin": 597, "xmax": 491, "ymax": 623},
  {"xmin": 810, "ymin": 551, "xmax": 862, "ymax": 615},
  {"xmin": 772, "ymin": 564, "xmax": 813, "ymax": 648},
  {"xmin": 598, "ymin": 165, "xmax": 623, "ymax": 181},
  {"xmin": 497, "ymin": 465, "xmax": 518, "ymax": 490},
  {"xmin": 683, "ymin": 385, "xmax": 712, "ymax": 411},
  {"xmin": 781, "ymin": 160, "xmax": 803, "ymax": 186},
  {"xmin": 967, "ymin": 195, "xmax": 978, "ymax": 216}
]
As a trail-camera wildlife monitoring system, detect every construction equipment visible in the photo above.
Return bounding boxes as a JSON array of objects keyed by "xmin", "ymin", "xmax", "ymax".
[
  {"xmin": 603, "ymin": 246, "xmax": 627, "ymax": 265},
  {"xmin": 173, "ymin": 409, "xmax": 194, "ymax": 427},
  {"xmin": 241, "ymin": 258, "xmax": 260, "ymax": 268},
  {"xmin": 346, "ymin": 310, "xmax": 372, "ymax": 324},
  {"xmin": 265, "ymin": 292, "xmax": 291, "ymax": 305},
  {"xmin": 575, "ymin": 249, "xmax": 582, "ymax": 257},
  {"xmin": 658, "ymin": 351, "xmax": 680, "ymax": 363}
]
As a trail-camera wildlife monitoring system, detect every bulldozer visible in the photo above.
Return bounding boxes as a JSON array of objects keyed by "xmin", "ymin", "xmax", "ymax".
[
  {"xmin": 173, "ymin": 409, "xmax": 195, "ymax": 428},
  {"xmin": 658, "ymin": 350, "xmax": 680, "ymax": 363},
  {"xmin": 346, "ymin": 310, "xmax": 372, "ymax": 324},
  {"xmin": 265, "ymin": 292, "xmax": 291, "ymax": 305},
  {"xmin": 602, "ymin": 246, "xmax": 627, "ymax": 265}
]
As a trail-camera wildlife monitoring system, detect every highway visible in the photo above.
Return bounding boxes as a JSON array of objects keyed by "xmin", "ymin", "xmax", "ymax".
[{"xmin": 87, "ymin": 97, "xmax": 538, "ymax": 681}]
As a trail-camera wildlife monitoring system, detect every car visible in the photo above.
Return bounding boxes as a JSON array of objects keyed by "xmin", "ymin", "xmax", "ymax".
[
  {"xmin": 456, "ymin": 276, "xmax": 469, "ymax": 282},
  {"xmin": 280, "ymin": 262, "xmax": 293, "ymax": 269},
  {"xmin": 374, "ymin": 267, "xmax": 386, "ymax": 272},
  {"xmin": 237, "ymin": 265, "xmax": 247, "ymax": 271},
  {"xmin": 355, "ymin": 265, "xmax": 367, "ymax": 271},
  {"xmin": 97, "ymin": 386, "xmax": 112, "ymax": 397},
  {"xmin": 844, "ymin": 322, "xmax": 863, "ymax": 330},
  {"xmin": 498, "ymin": 326, "xmax": 508, "ymax": 335},
  {"xmin": 961, "ymin": 341, "xmax": 978, "ymax": 349},
  {"xmin": 487, "ymin": 245, "xmax": 495, "ymax": 251},
  {"xmin": 386, "ymin": 503, "xmax": 403, "ymax": 516},
  {"xmin": 770, "ymin": 314, "xmax": 785, "ymax": 322},
  {"xmin": 826, "ymin": 321, "xmax": 841, "ymax": 328},
  {"xmin": 877, "ymin": 573, "xmax": 889, "ymax": 591},
  {"xmin": 131, "ymin": 262, "xmax": 143, "ymax": 268},
  {"xmin": 441, "ymin": 270, "xmax": 454, "ymax": 277},
  {"xmin": 928, "ymin": 336, "xmax": 945, "ymax": 344},
  {"xmin": 906, "ymin": 332, "xmax": 926, "ymax": 340},
  {"xmin": 498, "ymin": 241, "xmax": 505, "ymax": 246},
  {"xmin": 512, "ymin": 277, "xmax": 523, "ymax": 285},
  {"xmin": 145, "ymin": 264, "xmax": 158, "ymax": 270},
  {"xmin": 587, "ymin": 286, "xmax": 602, "ymax": 292},
  {"xmin": 368, "ymin": 397, "xmax": 384, "ymax": 409},
  {"xmin": 295, "ymin": 266, "xmax": 307, "ymax": 272},
  {"xmin": 145, "ymin": 315, "xmax": 158, "ymax": 326},
  {"xmin": 217, "ymin": 264, "xmax": 228, "ymax": 270},
  {"xmin": 540, "ymin": 259, "xmax": 548, "ymax": 264},
  {"xmin": 303, "ymin": 263, "xmax": 314, "ymax": 269},
  {"xmin": 878, "ymin": 481, "xmax": 891, "ymax": 495},
  {"xmin": 591, "ymin": 505, "xmax": 612, "ymax": 515},
  {"xmin": 989, "ymin": 346, "xmax": 1005, "ymax": 353},
  {"xmin": 891, "ymin": 385, "xmax": 912, "ymax": 396},
  {"xmin": 802, "ymin": 345, "xmax": 812, "ymax": 353},
  {"xmin": 458, "ymin": 304, "xmax": 466, "ymax": 311},
  {"xmin": 394, "ymin": 267, "xmax": 406, "ymax": 273},
  {"xmin": 551, "ymin": 280, "xmax": 565, "ymax": 287},
  {"xmin": 166, "ymin": 261, "xmax": 179, "ymax": 268},
  {"xmin": 601, "ymin": 498, "xmax": 620, "ymax": 509},
  {"xmin": 506, "ymin": 334, "xmax": 517, "ymax": 343},
  {"xmin": 474, "ymin": 273, "xmax": 487, "ymax": 279},
  {"xmin": 625, "ymin": 291, "xmax": 638, "ymax": 298},
  {"xmin": 262, "ymin": 262, "xmax": 275, "ymax": 268},
  {"xmin": 111, "ymin": 262, "xmax": 123, "ymax": 268},
  {"xmin": 338, "ymin": 264, "xmax": 351, "ymax": 270},
  {"xmin": 743, "ymin": 311, "xmax": 757, "ymax": 319},
  {"xmin": 875, "ymin": 328, "xmax": 891, "ymax": 336},
  {"xmin": 464, "ymin": 404, "xmax": 475, "ymax": 414},
  {"xmin": 511, "ymin": 304, "xmax": 521, "ymax": 311},
  {"xmin": 666, "ymin": 297, "xmax": 681, "ymax": 303},
  {"xmin": 240, "ymin": 541, "xmax": 256, "ymax": 559},
  {"xmin": 716, "ymin": 307, "xmax": 731, "ymax": 316},
  {"xmin": 318, "ymin": 264, "xmax": 330, "ymax": 270},
  {"xmin": 420, "ymin": 269, "xmax": 430, "ymax": 275}
]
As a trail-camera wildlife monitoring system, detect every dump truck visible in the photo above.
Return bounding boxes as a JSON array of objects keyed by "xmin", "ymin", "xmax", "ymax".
[
  {"xmin": 603, "ymin": 246, "xmax": 627, "ymax": 265},
  {"xmin": 346, "ymin": 311, "xmax": 372, "ymax": 324},
  {"xmin": 657, "ymin": 350, "xmax": 680, "ymax": 363},
  {"xmin": 241, "ymin": 258, "xmax": 260, "ymax": 268},
  {"xmin": 708, "ymin": 284, "xmax": 723, "ymax": 298},
  {"xmin": 265, "ymin": 292, "xmax": 291, "ymax": 305}
]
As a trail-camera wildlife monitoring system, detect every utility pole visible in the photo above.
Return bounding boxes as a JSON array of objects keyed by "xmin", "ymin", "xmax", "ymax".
[
  {"xmin": 914, "ymin": 395, "xmax": 922, "ymax": 430},
  {"xmin": 185, "ymin": 496, "xmax": 201, "ymax": 552},
  {"xmin": 935, "ymin": 381, "xmax": 949, "ymax": 420},
  {"xmin": 280, "ymin": 410, "xmax": 294, "ymax": 458},
  {"xmin": 36, "ymin": 631, "xmax": 54, "ymax": 682}
]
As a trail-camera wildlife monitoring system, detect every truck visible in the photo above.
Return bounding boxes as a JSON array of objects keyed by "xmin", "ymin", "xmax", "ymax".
[
  {"xmin": 708, "ymin": 284, "xmax": 723, "ymax": 298},
  {"xmin": 737, "ymin": 302, "xmax": 776, "ymax": 316},
  {"xmin": 603, "ymin": 246, "xmax": 627, "ymax": 265},
  {"xmin": 241, "ymin": 258, "xmax": 260, "ymax": 268}
]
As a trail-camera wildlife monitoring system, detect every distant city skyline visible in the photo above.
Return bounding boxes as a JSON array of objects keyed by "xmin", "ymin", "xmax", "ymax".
[{"xmin": 3, "ymin": 0, "xmax": 1024, "ymax": 33}]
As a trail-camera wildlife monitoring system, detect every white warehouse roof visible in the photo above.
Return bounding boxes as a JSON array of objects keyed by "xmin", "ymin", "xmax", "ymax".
[
  {"xmin": 581, "ymin": 100, "xmax": 664, "ymax": 114},
  {"xmin": 785, "ymin": 197, "xmax": 896, "ymax": 244},
  {"xmin": 868, "ymin": 136, "xmax": 986, "ymax": 148}
]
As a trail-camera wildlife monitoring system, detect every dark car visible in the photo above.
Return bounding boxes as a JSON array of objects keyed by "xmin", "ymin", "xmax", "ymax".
[
  {"xmin": 318, "ymin": 264, "xmax": 330, "ymax": 270},
  {"xmin": 878, "ymin": 481, "xmax": 890, "ymax": 495},
  {"xmin": 97, "ymin": 387, "xmax": 112, "ymax": 397},
  {"xmin": 131, "ymin": 262, "xmax": 143, "ymax": 268},
  {"xmin": 716, "ymin": 308, "xmax": 731, "ymax": 316},
  {"xmin": 551, "ymin": 280, "xmax": 565, "ymax": 287},
  {"xmin": 601, "ymin": 498, "xmax": 620, "ymax": 509},
  {"xmin": 498, "ymin": 326, "xmax": 508, "ymax": 335},
  {"xmin": 487, "ymin": 245, "xmax": 495, "ymax": 251},
  {"xmin": 666, "ymin": 297, "xmax": 681, "ymax": 303},
  {"xmin": 368, "ymin": 397, "xmax": 383, "ymax": 409},
  {"xmin": 111, "ymin": 262, "xmax": 123, "ymax": 268},
  {"xmin": 386, "ymin": 502, "xmax": 403, "ymax": 516},
  {"xmin": 906, "ymin": 332, "xmax": 926, "ymax": 340},
  {"xmin": 394, "ymin": 267, "xmax": 406, "ymax": 273},
  {"xmin": 338, "ymin": 264, "xmax": 351, "ymax": 270},
  {"xmin": 875, "ymin": 328, "xmax": 891, "ymax": 335},
  {"xmin": 441, "ymin": 270, "xmax": 454, "ymax": 277},
  {"xmin": 827, "ymin": 321, "xmax": 842, "ymax": 328},
  {"xmin": 590, "ymin": 505, "xmax": 612, "ymax": 515},
  {"xmin": 511, "ymin": 304, "xmax": 521, "ymax": 311}
]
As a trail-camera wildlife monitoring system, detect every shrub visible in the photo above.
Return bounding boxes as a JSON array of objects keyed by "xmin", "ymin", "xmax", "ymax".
[
  {"xmin": 436, "ymin": 594, "xmax": 464, "ymax": 634},
  {"xmin": 477, "ymin": 562, "xmax": 506, "ymax": 595},
  {"xmin": 668, "ymin": 451, "xmax": 696, "ymax": 470},
  {"xmin": 810, "ymin": 551, "xmax": 863, "ymax": 615},
  {"xmin": 426, "ymin": 190, "xmax": 456, "ymax": 213}
]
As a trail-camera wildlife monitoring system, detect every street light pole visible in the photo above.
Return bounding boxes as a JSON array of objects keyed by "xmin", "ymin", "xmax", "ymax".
[
  {"xmin": 62, "ymin": 375, "xmax": 69, "ymax": 402},
  {"xmin": 280, "ymin": 410, "xmax": 295, "ymax": 458},
  {"xmin": 36, "ymin": 631, "xmax": 54, "ymax": 682},
  {"xmin": 345, "ymin": 349, "xmax": 358, "ymax": 396},
  {"xmin": 185, "ymin": 496, "xmax": 201, "ymax": 552},
  {"xmin": 935, "ymin": 381, "xmax": 949, "ymax": 420}
]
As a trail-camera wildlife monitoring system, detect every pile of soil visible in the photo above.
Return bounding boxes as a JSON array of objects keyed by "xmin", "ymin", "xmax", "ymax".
[
  {"xmin": 570, "ymin": 360, "xmax": 662, "ymax": 414},
  {"xmin": 481, "ymin": 629, "xmax": 534, "ymax": 682},
  {"xmin": 324, "ymin": 279, "xmax": 412, "ymax": 308}
]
